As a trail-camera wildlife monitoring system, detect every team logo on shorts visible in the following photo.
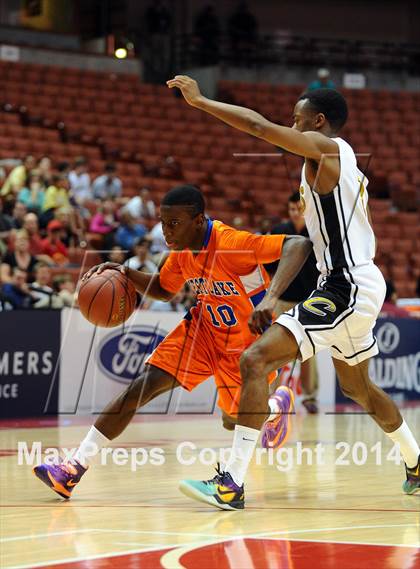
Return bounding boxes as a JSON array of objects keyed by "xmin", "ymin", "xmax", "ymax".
[{"xmin": 302, "ymin": 296, "xmax": 336, "ymax": 317}]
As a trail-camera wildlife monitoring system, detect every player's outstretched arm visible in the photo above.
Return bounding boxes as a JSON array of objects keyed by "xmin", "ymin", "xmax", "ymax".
[
  {"xmin": 167, "ymin": 75, "xmax": 336, "ymax": 160},
  {"xmin": 82, "ymin": 263, "xmax": 174, "ymax": 301},
  {"xmin": 249, "ymin": 236, "xmax": 312, "ymax": 334}
]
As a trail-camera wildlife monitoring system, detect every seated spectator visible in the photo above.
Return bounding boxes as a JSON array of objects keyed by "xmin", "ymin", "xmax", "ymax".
[
  {"xmin": 0, "ymin": 155, "xmax": 36, "ymax": 200},
  {"xmin": 308, "ymin": 68, "xmax": 336, "ymax": 91},
  {"xmin": 159, "ymin": 155, "xmax": 183, "ymax": 179},
  {"xmin": 69, "ymin": 157, "xmax": 92, "ymax": 205},
  {"xmin": 1, "ymin": 268, "xmax": 35, "ymax": 309},
  {"xmin": 38, "ymin": 156, "xmax": 53, "ymax": 186},
  {"xmin": 18, "ymin": 170, "xmax": 45, "ymax": 212},
  {"xmin": 22, "ymin": 213, "xmax": 44, "ymax": 256},
  {"xmin": 55, "ymin": 209, "xmax": 86, "ymax": 249},
  {"xmin": 380, "ymin": 280, "xmax": 411, "ymax": 318},
  {"xmin": 0, "ymin": 197, "xmax": 14, "ymax": 250},
  {"xmin": 92, "ymin": 163, "xmax": 122, "ymax": 200},
  {"xmin": 89, "ymin": 200, "xmax": 119, "ymax": 235},
  {"xmin": 124, "ymin": 237, "xmax": 158, "ymax": 272},
  {"xmin": 30, "ymin": 262, "xmax": 63, "ymax": 309},
  {"xmin": 123, "ymin": 187, "xmax": 156, "ymax": 221},
  {"xmin": 52, "ymin": 274, "xmax": 77, "ymax": 307},
  {"xmin": 107, "ymin": 245, "xmax": 127, "ymax": 264},
  {"xmin": 0, "ymin": 230, "xmax": 38, "ymax": 283},
  {"xmin": 10, "ymin": 201, "xmax": 28, "ymax": 229},
  {"xmin": 40, "ymin": 220, "xmax": 69, "ymax": 266},
  {"xmin": 42, "ymin": 175, "xmax": 71, "ymax": 217},
  {"xmin": 149, "ymin": 221, "xmax": 168, "ymax": 256},
  {"xmin": 56, "ymin": 161, "xmax": 71, "ymax": 176},
  {"xmin": 115, "ymin": 212, "xmax": 146, "ymax": 251}
]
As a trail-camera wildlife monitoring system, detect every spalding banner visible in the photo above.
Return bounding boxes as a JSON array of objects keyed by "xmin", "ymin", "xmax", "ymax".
[
  {"xmin": 0, "ymin": 310, "xmax": 60, "ymax": 418},
  {"xmin": 336, "ymin": 317, "xmax": 420, "ymax": 403},
  {"xmin": 59, "ymin": 308, "xmax": 218, "ymax": 415}
]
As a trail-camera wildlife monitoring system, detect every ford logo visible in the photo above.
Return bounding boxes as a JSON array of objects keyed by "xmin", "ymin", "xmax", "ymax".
[
  {"xmin": 97, "ymin": 325, "xmax": 166, "ymax": 383},
  {"xmin": 377, "ymin": 322, "xmax": 400, "ymax": 354}
]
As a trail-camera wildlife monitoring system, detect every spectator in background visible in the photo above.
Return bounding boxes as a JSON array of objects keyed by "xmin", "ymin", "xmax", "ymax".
[
  {"xmin": 18, "ymin": 170, "xmax": 45, "ymax": 213},
  {"xmin": 40, "ymin": 220, "xmax": 69, "ymax": 266},
  {"xmin": 149, "ymin": 220, "xmax": 168, "ymax": 257},
  {"xmin": 0, "ymin": 230, "xmax": 38, "ymax": 283},
  {"xmin": 22, "ymin": 213, "xmax": 44, "ymax": 256},
  {"xmin": 308, "ymin": 68, "xmax": 336, "ymax": 91},
  {"xmin": 55, "ymin": 210, "xmax": 86, "ymax": 249},
  {"xmin": 52, "ymin": 274, "xmax": 76, "ymax": 307},
  {"xmin": 69, "ymin": 157, "xmax": 91, "ymax": 205},
  {"xmin": 159, "ymin": 155, "xmax": 183, "ymax": 179},
  {"xmin": 42, "ymin": 175, "xmax": 71, "ymax": 218},
  {"xmin": 268, "ymin": 192, "xmax": 320, "ymax": 413},
  {"xmin": 0, "ymin": 155, "xmax": 36, "ymax": 200},
  {"xmin": 107, "ymin": 245, "xmax": 127, "ymax": 265},
  {"xmin": 115, "ymin": 212, "xmax": 147, "ymax": 251},
  {"xmin": 0, "ymin": 197, "xmax": 13, "ymax": 256},
  {"xmin": 123, "ymin": 187, "xmax": 156, "ymax": 221},
  {"xmin": 92, "ymin": 163, "xmax": 122, "ymax": 200},
  {"xmin": 380, "ymin": 280, "xmax": 411, "ymax": 318},
  {"xmin": 124, "ymin": 236, "xmax": 158, "ymax": 272},
  {"xmin": 228, "ymin": 1, "xmax": 258, "ymax": 63},
  {"xmin": 30, "ymin": 262, "xmax": 63, "ymax": 309},
  {"xmin": 57, "ymin": 161, "xmax": 71, "ymax": 176},
  {"xmin": 89, "ymin": 200, "xmax": 119, "ymax": 236},
  {"xmin": 1, "ymin": 268, "xmax": 35, "ymax": 309},
  {"xmin": 38, "ymin": 156, "xmax": 53, "ymax": 187},
  {"xmin": 194, "ymin": 4, "xmax": 220, "ymax": 65},
  {"xmin": 10, "ymin": 201, "xmax": 28, "ymax": 229}
]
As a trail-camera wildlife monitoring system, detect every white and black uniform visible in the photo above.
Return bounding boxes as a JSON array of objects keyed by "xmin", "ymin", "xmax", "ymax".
[{"xmin": 276, "ymin": 137, "xmax": 386, "ymax": 366}]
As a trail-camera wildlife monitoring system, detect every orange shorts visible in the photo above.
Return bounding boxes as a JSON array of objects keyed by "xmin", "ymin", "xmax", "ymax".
[{"xmin": 147, "ymin": 312, "xmax": 277, "ymax": 417}]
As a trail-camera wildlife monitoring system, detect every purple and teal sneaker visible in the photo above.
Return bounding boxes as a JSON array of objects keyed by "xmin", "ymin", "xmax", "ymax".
[
  {"xmin": 262, "ymin": 385, "xmax": 295, "ymax": 449},
  {"xmin": 33, "ymin": 460, "xmax": 88, "ymax": 499},
  {"xmin": 402, "ymin": 455, "xmax": 420, "ymax": 495},
  {"xmin": 179, "ymin": 464, "xmax": 244, "ymax": 510}
]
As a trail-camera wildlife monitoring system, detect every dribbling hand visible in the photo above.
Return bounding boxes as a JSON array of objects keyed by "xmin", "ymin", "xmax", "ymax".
[
  {"xmin": 166, "ymin": 75, "xmax": 204, "ymax": 107},
  {"xmin": 81, "ymin": 262, "xmax": 127, "ymax": 282}
]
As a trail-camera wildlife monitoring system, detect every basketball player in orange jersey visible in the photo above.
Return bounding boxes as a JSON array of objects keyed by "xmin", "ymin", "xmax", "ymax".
[
  {"xmin": 33, "ymin": 185, "xmax": 312, "ymax": 502},
  {"xmin": 167, "ymin": 76, "xmax": 420, "ymax": 509}
]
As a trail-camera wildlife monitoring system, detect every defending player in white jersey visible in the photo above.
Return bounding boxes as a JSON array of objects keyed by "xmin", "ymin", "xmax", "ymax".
[{"xmin": 168, "ymin": 76, "xmax": 420, "ymax": 510}]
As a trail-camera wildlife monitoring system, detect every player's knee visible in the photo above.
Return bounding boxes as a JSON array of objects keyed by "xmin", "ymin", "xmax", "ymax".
[
  {"xmin": 339, "ymin": 382, "xmax": 370, "ymax": 408},
  {"xmin": 240, "ymin": 346, "xmax": 266, "ymax": 379}
]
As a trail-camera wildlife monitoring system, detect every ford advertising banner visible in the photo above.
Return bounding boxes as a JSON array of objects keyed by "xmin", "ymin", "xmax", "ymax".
[
  {"xmin": 336, "ymin": 317, "xmax": 420, "ymax": 403},
  {"xmin": 0, "ymin": 310, "xmax": 61, "ymax": 418},
  {"xmin": 59, "ymin": 308, "xmax": 219, "ymax": 415}
]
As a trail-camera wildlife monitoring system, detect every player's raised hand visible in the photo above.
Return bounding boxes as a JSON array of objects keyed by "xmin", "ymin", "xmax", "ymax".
[
  {"xmin": 248, "ymin": 296, "xmax": 277, "ymax": 335},
  {"xmin": 81, "ymin": 262, "xmax": 126, "ymax": 281},
  {"xmin": 166, "ymin": 75, "xmax": 204, "ymax": 107}
]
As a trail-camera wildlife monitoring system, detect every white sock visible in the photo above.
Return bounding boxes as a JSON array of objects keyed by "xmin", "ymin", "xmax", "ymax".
[
  {"xmin": 267, "ymin": 397, "xmax": 281, "ymax": 422},
  {"xmin": 72, "ymin": 426, "xmax": 110, "ymax": 467},
  {"xmin": 224, "ymin": 425, "xmax": 259, "ymax": 486},
  {"xmin": 386, "ymin": 420, "xmax": 420, "ymax": 468}
]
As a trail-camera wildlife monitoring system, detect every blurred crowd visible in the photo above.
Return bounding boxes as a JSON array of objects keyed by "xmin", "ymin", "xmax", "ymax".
[{"xmin": 0, "ymin": 153, "xmax": 195, "ymax": 313}]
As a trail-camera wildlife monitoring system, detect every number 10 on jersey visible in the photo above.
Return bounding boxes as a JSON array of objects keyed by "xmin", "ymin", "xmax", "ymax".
[{"xmin": 206, "ymin": 304, "xmax": 238, "ymax": 327}]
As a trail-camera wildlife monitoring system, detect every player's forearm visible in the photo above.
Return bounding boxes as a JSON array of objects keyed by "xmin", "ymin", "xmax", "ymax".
[
  {"xmin": 195, "ymin": 96, "xmax": 268, "ymax": 139},
  {"xmin": 266, "ymin": 236, "xmax": 313, "ymax": 300},
  {"xmin": 125, "ymin": 268, "xmax": 173, "ymax": 301}
]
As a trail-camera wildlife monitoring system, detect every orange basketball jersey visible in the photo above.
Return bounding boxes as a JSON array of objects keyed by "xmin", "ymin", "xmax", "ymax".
[{"xmin": 159, "ymin": 219, "xmax": 286, "ymax": 353}]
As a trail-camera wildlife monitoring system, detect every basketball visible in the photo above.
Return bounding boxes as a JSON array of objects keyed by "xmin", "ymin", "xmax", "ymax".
[{"xmin": 78, "ymin": 269, "xmax": 137, "ymax": 328}]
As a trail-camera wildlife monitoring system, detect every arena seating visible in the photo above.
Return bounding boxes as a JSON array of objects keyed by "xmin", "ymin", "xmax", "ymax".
[{"xmin": 0, "ymin": 61, "xmax": 418, "ymax": 297}]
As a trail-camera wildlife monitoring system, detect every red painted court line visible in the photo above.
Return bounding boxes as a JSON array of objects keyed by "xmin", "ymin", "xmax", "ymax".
[{"xmin": 30, "ymin": 539, "xmax": 420, "ymax": 569}]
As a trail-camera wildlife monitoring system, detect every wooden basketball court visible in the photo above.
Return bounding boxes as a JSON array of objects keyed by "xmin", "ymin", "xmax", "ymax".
[{"xmin": 1, "ymin": 407, "xmax": 419, "ymax": 569}]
